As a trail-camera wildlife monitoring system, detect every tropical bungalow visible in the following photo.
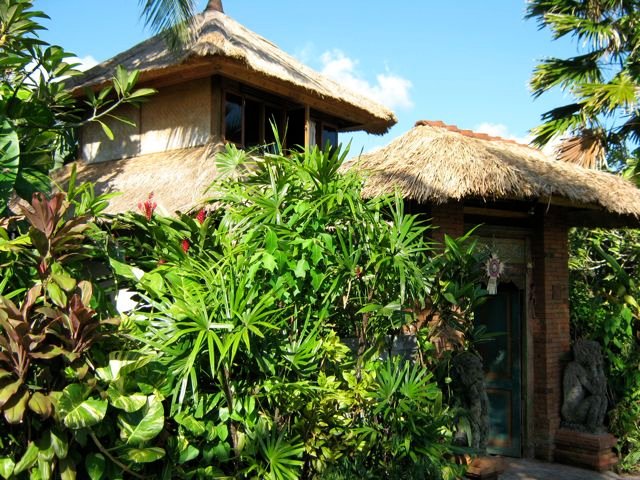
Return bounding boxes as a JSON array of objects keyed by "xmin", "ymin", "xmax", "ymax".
[
  {"xmin": 63, "ymin": 0, "xmax": 395, "ymax": 214},
  {"xmin": 351, "ymin": 119, "xmax": 640, "ymax": 469}
]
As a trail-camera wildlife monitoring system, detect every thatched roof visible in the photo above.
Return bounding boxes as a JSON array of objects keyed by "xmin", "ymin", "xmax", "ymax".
[
  {"xmin": 351, "ymin": 120, "xmax": 640, "ymax": 219},
  {"xmin": 68, "ymin": 8, "xmax": 396, "ymax": 135},
  {"xmin": 53, "ymin": 145, "xmax": 218, "ymax": 215}
]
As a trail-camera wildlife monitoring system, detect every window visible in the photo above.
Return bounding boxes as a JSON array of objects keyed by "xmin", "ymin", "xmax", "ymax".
[
  {"xmin": 309, "ymin": 118, "xmax": 338, "ymax": 151},
  {"xmin": 224, "ymin": 94, "xmax": 242, "ymax": 145},
  {"xmin": 223, "ymin": 89, "xmax": 339, "ymax": 152}
]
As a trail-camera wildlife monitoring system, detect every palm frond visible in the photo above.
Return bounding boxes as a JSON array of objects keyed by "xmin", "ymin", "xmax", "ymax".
[{"xmin": 138, "ymin": 0, "xmax": 197, "ymax": 49}]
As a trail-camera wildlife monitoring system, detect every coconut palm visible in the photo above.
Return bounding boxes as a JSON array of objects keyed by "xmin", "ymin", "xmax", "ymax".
[
  {"xmin": 526, "ymin": 0, "xmax": 640, "ymax": 170},
  {"xmin": 139, "ymin": 0, "xmax": 224, "ymax": 46}
]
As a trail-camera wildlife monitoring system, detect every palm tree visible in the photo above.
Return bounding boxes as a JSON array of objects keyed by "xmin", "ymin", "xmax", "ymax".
[{"xmin": 526, "ymin": 0, "xmax": 640, "ymax": 170}]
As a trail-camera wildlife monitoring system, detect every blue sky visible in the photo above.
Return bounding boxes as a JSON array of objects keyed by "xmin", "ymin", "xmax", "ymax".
[{"xmin": 36, "ymin": 0, "xmax": 576, "ymax": 154}]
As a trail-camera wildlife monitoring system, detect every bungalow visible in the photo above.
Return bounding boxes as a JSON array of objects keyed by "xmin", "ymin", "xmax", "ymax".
[
  {"xmin": 64, "ymin": 0, "xmax": 395, "ymax": 214},
  {"xmin": 351, "ymin": 119, "xmax": 640, "ymax": 469}
]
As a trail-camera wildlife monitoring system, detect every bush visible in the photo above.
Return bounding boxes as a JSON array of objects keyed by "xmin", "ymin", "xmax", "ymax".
[
  {"xmin": 107, "ymin": 144, "xmax": 463, "ymax": 478},
  {"xmin": 570, "ymin": 228, "xmax": 640, "ymax": 472},
  {"xmin": 0, "ymin": 144, "xmax": 471, "ymax": 478}
]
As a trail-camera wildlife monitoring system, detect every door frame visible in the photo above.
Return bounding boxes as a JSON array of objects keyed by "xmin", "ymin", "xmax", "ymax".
[{"xmin": 471, "ymin": 225, "xmax": 533, "ymax": 458}]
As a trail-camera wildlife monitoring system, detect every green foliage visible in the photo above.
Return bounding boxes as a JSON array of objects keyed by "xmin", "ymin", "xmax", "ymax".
[
  {"xmin": 526, "ymin": 0, "xmax": 640, "ymax": 169},
  {"xmin": 0, "ymin": 0, "xmax": 155, "ymax": 215},
  {"xmin": 106, "ymin": 144, "xmax": 462, "ymax": 478},
  {"xmin": 0, "ymin": 190, "xmax": 168, "ymax": 479},
  {"xmin": 569, "ymin": 227, "xmax": 640, "ymax": 472}
]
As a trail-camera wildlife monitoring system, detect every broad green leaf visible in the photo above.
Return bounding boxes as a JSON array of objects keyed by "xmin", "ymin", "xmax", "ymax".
[
  {"xmin": 58, "ymin": 384, "xmax": 107, "ymax": 429},
  {"xmin": 50, "ymin": 428, "xmax": 68, "ymax": 459},
  {"xmin": 51, "ymin": 272, "xmax": 76, "ymax": 293},
  {"xmin": 0, "ymin": 234, "xmax": 31, "ymax": 252},
  {"xmin": 174, "ymin": 412, "xmax": 205, "ymax": 436},
  {"xmin": 262, "ymin": 252, "xmax": 277, "ymax": 272},
  {"xmin": 178, "ymin": 444, "xmax": 199, "ymax": 464},
  {"xmin": 109, "ymin": 259, "xmax": 145, "ymax": 282},
  {"xmin": 107, "ymin": 385, "xmax": 147, "ymax": 412},
  {"xmin": 294, "ymin": 258, "xmax": 309, "ymax": 279},
  {"xmin": 121, "ymin": 447, "xmax": 165, "ymax": 463},
  {"xmin": 0, "ymin": 378, "xmax": 22, "ymax": 408},
  {"xmin": 46, "ymin": 281, "xmax": 67, "ymax": 308},
  {"xmin": 0, "ymin": 119, "xmax": 20, "ymax": 211},
  {"xmin": 118, "ymin": 395, "xmax": 164, "ymax": 446},
  {"xmin": 85, "ymin": 453, "xmax": 105, "ymax": 480},
  {"xmin": 13, "ymin": 442, "xmax": 38, "ymax": 474},
  {"xmin": 0, "ymin": 458, "xmax": 14, "ymax": 479},
  {"xmin": 59, "ymin": 457, "xmax": 76, "ymax": 480},
  {"xmin": 140, "ymin": 271, "xmax": 164, "ymax": 296},
  {"xmin": 28, "ymin": 391, "xmax": 52, "ymax": 418},
  {"xmin": 37, "ymin": 456, "xmax": 53, "ymax": 479},
  {"xmin": 265, "ymin": 229, "xmax": 278, "ymax": 253},
  {"xmin": 97, "ymin": 120, "xmax": 114, "ymax": 140},
  {"xmin": 95, "ymin": 352, "xmax": 151, "ymax": 381},
  {"xmin": 4, "ymin": 388, "xmax": 28, "ymax": 424}
]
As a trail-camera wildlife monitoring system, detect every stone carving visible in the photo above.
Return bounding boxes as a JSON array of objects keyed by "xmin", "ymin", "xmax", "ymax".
[
  {"xmin": 452, "ymin": 351, "xmax": 489, "ymax": 452},
  {"xmin": 561, "ymin": 339, "xmax": 608, "ymax": 434}
]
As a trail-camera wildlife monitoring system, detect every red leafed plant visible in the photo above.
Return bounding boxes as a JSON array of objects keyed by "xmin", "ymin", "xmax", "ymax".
[
  {"xmin": 0, "ymin": 192, "xmax": 117, "ymax": 425},
  {"xmin": 0, "ymin": 280, "xmax": 116, "ymax": 424}
]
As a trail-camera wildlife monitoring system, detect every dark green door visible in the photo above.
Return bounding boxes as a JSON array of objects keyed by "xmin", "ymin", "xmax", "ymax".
[{"xmin": 475, "ymin": 283, "xmax": 522, "ymax": 457}]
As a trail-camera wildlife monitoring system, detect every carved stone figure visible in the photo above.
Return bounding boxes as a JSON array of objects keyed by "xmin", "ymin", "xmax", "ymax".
[
  {"xmin": 452, "ymin": 351, "xmax": 489, "ymax": 452},
  {"xmin": 561, "ymin": 339, "xmax": 608, "ymax": 434}
]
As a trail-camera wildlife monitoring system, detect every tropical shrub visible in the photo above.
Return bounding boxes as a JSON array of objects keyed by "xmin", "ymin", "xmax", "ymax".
[
  {"xmin": 570, "ymin": 227, "xmax": 640, "ymax": 472},
  {"xmin": 0, "ymin": 189, "xmax": 171, "ymax": 479},
  {"xmin": 108, "ymin": 144, "xmax": 464, "ymax": 479},
  {"xmin": 0, "ymin": 0, "xmax": 154, "ymax": 215}
]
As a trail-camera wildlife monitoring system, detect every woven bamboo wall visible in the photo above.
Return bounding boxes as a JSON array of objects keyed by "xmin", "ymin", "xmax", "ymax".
[{"xmin": 81, "ymin": 77, "xmax": 212, "ymax": 163}]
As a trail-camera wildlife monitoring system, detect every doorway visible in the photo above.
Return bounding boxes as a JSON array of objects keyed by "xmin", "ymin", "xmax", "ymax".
[{"xmin": 475, "ymin": 282, "xmax": 523, "ymax": 457}]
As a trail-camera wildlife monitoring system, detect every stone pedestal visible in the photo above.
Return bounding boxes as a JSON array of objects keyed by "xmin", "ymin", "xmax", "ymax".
[
  {"xmin": 554, "ymin": 428, "xmax": 618, "ymax": 472},
  {"xmin": 464, "ymin": 456, "xmax": 505, "ymax": 480}
]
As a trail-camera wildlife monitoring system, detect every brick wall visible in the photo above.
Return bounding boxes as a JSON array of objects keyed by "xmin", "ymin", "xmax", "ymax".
[
  {"xmin": 431, "ymin": 201, "xmax": 464, "ymax": 247},
  {"xmin": 531, "ymin": 209, "xmax": 570, "ymax": 460},
  {"xmin": 432, "ymin": 202, "xmax": 571, "ymax": 460}
]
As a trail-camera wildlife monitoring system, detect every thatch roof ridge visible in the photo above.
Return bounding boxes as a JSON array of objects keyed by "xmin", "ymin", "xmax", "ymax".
[
  {"xmin": 68, "ymin": 10, "xmax": 396, "ymax": 134},
  {"xmin": 352, "ymin": 121, "xmax": 640, "ymax": 219}
]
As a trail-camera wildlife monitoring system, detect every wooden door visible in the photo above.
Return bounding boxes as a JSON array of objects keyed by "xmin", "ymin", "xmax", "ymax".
[{"xmin": 475, "ymin": 282, "xmax": 522, "ymax": 457}]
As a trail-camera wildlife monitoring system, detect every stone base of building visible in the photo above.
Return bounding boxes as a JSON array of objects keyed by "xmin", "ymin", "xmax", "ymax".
[
  {"xmin": 464, "ymin": 456, "xmax": 506, "ymax": 479},
  {"xmin": 554, "ymin": 428, "xmax": 618, "ymax": 472}
]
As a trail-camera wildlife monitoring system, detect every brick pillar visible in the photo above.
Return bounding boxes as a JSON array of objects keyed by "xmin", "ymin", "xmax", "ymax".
[
  {"xmin": 431, "ymin": 201, "xmax": 464, "ymax": 247},
  {"xmin": 531, "ymin": 210, "xmax": 570, "ymax": 460}
]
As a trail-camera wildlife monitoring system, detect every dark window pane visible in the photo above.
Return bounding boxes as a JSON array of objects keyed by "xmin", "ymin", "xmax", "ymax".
[
  {"xmin": 245, "ymin": 99, "xmax": 261, "ymax": 148},
  {"xmin": 286, "ymin": 108, "xmax": 305, "ymax": 151},
  {"xmin": 225, "ymin": 93, "xmax": 242, "ymax": 144},
  {"xmin": 322, "ymin": 126, "xmax": 338, "ymax": 151}
]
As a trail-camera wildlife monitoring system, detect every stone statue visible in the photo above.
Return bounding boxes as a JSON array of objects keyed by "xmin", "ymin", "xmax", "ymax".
[
  {"xmin": 452, "ymin": 351, "xmax": 489, "ymax": 453},
  {"xmin": 561, "ymin": 339, "xmax": 608, "ymax": 434}
]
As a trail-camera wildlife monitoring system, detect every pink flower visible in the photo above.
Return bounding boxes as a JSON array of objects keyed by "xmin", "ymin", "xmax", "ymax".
[
  {"xmin": 157, "ymin": 258, "xmax": 167, "ymax": 265},
  {"xmin": 138, "ymin": 193, "xmax": 157, "ymax": 221},
  {"xmin": 195, "ymin": 209, "xmax": 206, "ymax": 224},
  {"xmin": 181, "ymin": 239, "xmax": 190, "ymax": 253}
]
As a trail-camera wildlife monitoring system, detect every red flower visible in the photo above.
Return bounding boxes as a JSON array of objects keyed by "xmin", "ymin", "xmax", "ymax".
[
  {"xmin": 181, "ymin": 239, "xmax": 190, "ymax": 253},
  {"xmin": 157, "ymin": 258, "xmax": 167, "ymax": 265},
  {"xmin": 195, "ymin": 209, "xmax": 206, "ymax": 224},
  {"xmin": 138, "ymin": 193, "xmax": 157, "ymax": 221}
]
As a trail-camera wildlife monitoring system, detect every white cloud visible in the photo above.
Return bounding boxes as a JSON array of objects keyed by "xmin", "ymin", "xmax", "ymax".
[
  {"xmin": 294, "ymin": 42, "xmax": 315, "ymax": 64},
  {"xmin": 71, "ymin": 55, "xmax": 98, "ymax": 72},
  {"xmin": 474, "ymin": 122, "xmax": 566, "ymax": 159},
  {"xmin": 474, "ymin": 122, "xmax": 532, "ymax": 145},
  {"xmin": 319, "ymin": 49, "xmax": 413, "ymax": 110}
]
